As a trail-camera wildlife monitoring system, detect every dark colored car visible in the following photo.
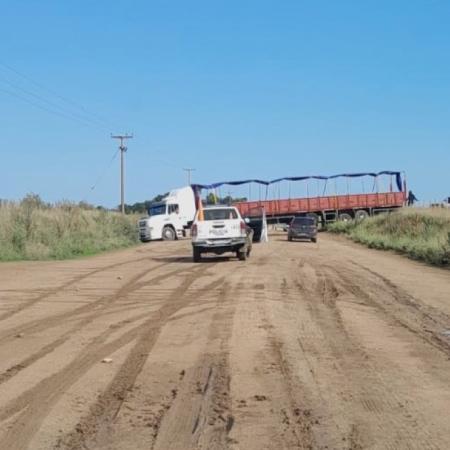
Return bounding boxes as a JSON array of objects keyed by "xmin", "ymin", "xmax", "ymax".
[{"xmin": 287, "ymin": 216, "xmax": 317, "ymax": 243}]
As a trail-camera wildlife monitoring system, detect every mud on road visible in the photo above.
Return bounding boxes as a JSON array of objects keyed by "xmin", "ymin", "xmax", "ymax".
[{"xmin": 0, "ymin": 233, "xmax": 449, "ymax": 450}]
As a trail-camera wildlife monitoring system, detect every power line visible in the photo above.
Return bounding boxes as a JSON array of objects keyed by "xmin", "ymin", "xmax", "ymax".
[
  {"xmin": 0, "ymin": 87, "xmax": 105, "ymax": 129},
  {"xmin": 82, "ymin": 149, "xmax": 120, "ymax": 203},
  {"xmin": 0, "ymin": 75, "xmax": 110, "ymax": 131},
  {"xmin": 0, "ymin": 62, "xmax": 119, "ymax": 131}
]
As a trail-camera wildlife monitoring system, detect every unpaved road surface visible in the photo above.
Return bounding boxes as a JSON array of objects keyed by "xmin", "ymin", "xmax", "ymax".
[{"xmin": 0, "ymin": 233, "xmax": 449, "ymax": 450}]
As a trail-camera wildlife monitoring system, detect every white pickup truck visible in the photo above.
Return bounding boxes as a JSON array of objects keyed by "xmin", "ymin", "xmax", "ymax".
[{"xmin": 191, "ymin": 205, "xmax": 253, "ymax": 262}]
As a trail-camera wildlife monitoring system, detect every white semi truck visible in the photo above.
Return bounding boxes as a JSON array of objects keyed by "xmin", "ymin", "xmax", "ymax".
[{"xmin": 138, "ymin": 186, "xmax": 196, "ymax": 241}]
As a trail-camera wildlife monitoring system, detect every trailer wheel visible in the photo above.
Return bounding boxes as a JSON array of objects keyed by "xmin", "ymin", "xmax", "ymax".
[
  {"xmin": 162, "ymin": 226, "xmax": 176, "ymax": 241},
  {"xmin": 338, "ymin": 213, "xmax": 353, "ymax": 222},
  {"xmin": 307, "ymin": 213, "xmax": 323, "ymax": 231},
  {"xmin": 355, "ymin": 209, "xmax": 369, "ymax": 221}
]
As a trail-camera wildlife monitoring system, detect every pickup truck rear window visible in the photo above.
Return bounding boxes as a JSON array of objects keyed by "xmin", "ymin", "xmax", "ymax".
[{"xmin": 203, "ymin": 209, "xmax": 238, "ymax": 221}]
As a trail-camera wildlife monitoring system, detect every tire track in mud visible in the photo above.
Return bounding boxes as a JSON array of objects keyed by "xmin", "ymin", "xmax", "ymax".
[
  {"xmin": 0, "ymin": 308, "xmax": 148, "ymax": 387},
  {"xmin": 0, "ymin": 251, "xmax": 172, "ymax": 322},
  {"xmin": 320, "ymin": 262, "xmax": 450, "ymax": 361},
  {"xmin": 151, "ymin": 281, "xmax": 236, "ymax": 450},
  {"xmin": 57, "ymin": 274, "xmax": 227, "ymax": 450},
  {"xmin": 149, "ymin": 253, "xmax": 279, "ymax": 450},
  {"xmin": 0, "ymin": 261, "xmax": 203, "ymax": 388},
  {"xmin": 0, "ymin": 259, "xmax": 188, "ymax": 342},
  {"xmin": 252, "ymin": 278, "xmax": 316, "ymax": 450},
  {"xmin": 340, "ymin": 261, "xmax": 450, "ymax": 357},
  {"xmin": 292, "ymin": 260, "xmax": 442, "ymax": 449},
  {"xmin": 0, "ymin": 264, "xmax": 218, "ymax": 450}
]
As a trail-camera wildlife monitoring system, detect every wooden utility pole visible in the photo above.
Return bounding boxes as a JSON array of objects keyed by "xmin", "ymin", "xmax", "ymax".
[{"xmin": 111, "ymin": 134, "xmax": 133, "ymax": 214}]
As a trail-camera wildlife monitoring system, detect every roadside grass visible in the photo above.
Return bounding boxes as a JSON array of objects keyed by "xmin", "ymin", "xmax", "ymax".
[
  {"xmin": 0, "ymin": 195, "xmax": 139, "ymax": 261},
  {"xmin": 328, "ymin": 208, "xmax": 450, "ymax": 267}
]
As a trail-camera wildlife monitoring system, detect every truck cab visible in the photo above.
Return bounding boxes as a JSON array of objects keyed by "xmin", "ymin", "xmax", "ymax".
[{"xmin": 138, "ymin": 186, "xmax": 196, "ymax": 241}]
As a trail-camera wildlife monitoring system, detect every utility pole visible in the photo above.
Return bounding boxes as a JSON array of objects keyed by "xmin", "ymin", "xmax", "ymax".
[
  {"xmin": 111, "ymin": 134, "xmax": 133, "ymax": 214},
  {"xmin": 183, "ymin": 168, "xmax": 195, "ymax": 185}
]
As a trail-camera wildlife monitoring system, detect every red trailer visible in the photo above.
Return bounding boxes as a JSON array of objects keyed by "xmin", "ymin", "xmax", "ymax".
[
  {"xmin": 235, "ymin": 190, "xmax": 406, "ymax": 223},
  {"xmin": 192, "ymin": 171, "xmax": 407, "ymax": 240}
]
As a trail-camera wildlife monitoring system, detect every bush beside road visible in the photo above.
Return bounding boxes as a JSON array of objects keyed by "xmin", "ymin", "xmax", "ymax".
[
  {"xmin": 0, "ymin": 195, "xmax": 139, "ymax": 261},
  {"xmin": 329, "ymin": 207, "xmax": 450, "ymax": 267}
]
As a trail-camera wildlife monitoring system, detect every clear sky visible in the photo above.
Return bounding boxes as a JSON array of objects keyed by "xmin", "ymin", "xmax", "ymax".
[{"xmin": 1, "ymin": 0, "xmax": 449, "ymax": 207}]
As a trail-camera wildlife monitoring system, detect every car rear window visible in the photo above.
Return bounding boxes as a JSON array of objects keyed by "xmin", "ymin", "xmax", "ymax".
[
  {"xmin": 203, "ymin": 209, "xmax": 238, "ymax": 221},
  {"xmin": 293, "ymin": 217, "xmax": 315, "ymax": 225}
]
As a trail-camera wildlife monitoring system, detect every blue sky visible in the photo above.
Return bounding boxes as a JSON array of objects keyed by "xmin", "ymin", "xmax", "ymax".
[{"xmin": 1, "ymin": 0, "xmax": 449, "ymax": 206}]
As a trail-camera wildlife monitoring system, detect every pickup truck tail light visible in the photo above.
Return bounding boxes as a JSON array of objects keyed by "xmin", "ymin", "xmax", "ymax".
[
  {"xmin": 191, "ymin": 223, "xmax": 198, "ymax": 237},
  {"xmin": 240, "ymin": 221, "xmax": 246, "ymax": 236}
]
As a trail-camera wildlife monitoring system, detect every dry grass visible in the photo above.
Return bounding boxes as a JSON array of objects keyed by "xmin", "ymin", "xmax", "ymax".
[
  {"xmin": 329, "ymin": 207, "xmax": 450, "ymax": 267},
  {"xmin": 0, "ymin": 195, "xmax": 139, "ymax": 261}
]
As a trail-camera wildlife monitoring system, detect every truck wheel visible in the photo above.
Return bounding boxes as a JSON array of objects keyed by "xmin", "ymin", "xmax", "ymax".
[
  {"xmin": 237, "ymin": 250, "xmax": 247, "ymax": 261},
  {"xmin": 311, "ymin": 237, "xmax": 317, "ymax": 243},
  {"xmin": 193, "ymin": 248, "xmax": 202, "ymax": 262},
  {"xmin": 355, "ymin": 209, "xmax": 369, "ymax": 221},
  {"xmin": 338, "ymin": 213, "xmax": 353, "ymax": 222},
  {"xmin": 162, "ymin": 226, "xmax": 176, "ymax": 241}
]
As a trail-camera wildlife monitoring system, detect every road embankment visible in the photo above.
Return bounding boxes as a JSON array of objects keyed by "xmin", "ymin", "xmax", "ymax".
[
  {"xmin": 329, "ymin": 207, "xmax": 450, "ymax": 267},
  {"xmin": 0, "ymin": 195, "xmax": 139, "ymax": 261}
]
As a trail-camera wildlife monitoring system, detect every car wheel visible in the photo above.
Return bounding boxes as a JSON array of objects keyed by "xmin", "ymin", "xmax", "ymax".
[
  {"xmin": 162, "ymin": 226, "xmax": 176, "ymax": 241},
  {"xmin": 193, "ymin": 248, "xmax": 201, "ymax": 262},
  {"xmin": 238, "ymin": 250, "xmax": 247, "ymax": 261},
  {"xmin": 311, "ymin": 237, "xmax": 317, "ymax": 243}
]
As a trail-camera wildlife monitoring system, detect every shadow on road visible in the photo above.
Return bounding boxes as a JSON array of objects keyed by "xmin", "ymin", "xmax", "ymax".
[
  {"xmin": 271, "ymin": 237, "xmax": 317, "ymax": 244},
  {"xmin": 152, "ymin": 255, "xmax": 237, "ymax": 264}
]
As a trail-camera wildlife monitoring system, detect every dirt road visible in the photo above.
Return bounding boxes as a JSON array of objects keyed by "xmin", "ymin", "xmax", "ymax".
[{"xmin": 0, "ymin": 233, "xmax": 449, "ymax": 450}]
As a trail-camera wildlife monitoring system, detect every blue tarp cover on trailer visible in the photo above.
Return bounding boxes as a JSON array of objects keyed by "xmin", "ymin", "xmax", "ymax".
[{"xmin": 192, "ymin": 171, "xmax": 403, "ymax": 192}]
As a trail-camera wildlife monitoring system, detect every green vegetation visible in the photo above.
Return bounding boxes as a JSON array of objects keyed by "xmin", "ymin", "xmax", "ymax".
[
  {"xmin": 329, "ymin": 208, "xmax": 450, "ymax": 267},
  {"xmin": 123, "ymin": 193, "xmax": 169, "ymax": 214},
  {"xmin": 205, "ymin": 192, "xmax": 247, "ymax": 205},
  {"xmin": 0, "ymin": 194, "xmax": 139, "ymax": 261}
]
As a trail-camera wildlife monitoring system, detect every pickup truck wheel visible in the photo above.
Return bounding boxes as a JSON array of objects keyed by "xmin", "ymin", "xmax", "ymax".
[
  {"xmin": 162, "ymin": 226, "xmax": 176, "ymax": 241},
  {"xmin": 237, "ymin": 250, "xmax": 247, "ymax": 261},
  {"xmin": 193, "ymin": 248, "xmax": 202, "ymax": 262},
  {"xmin": 311, "ymin": 237, "xmax": 317, "ymax": 243}
]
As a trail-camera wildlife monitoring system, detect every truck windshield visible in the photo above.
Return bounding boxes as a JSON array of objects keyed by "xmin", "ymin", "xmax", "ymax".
[
  {"xmin": 148, "ymin": 203, "xmax": 166, "ymax": 216},
  {"xmin": 203, "ymin": 208, "xmax": 238, "ymax": 220}
]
